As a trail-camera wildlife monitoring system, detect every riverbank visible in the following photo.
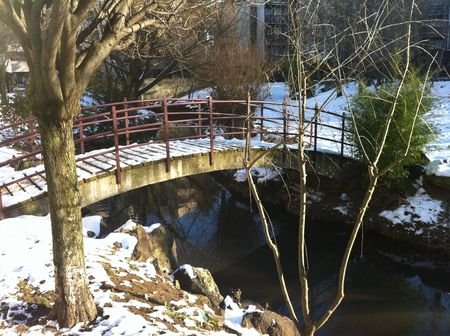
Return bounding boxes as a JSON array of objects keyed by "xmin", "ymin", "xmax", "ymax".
[
  {"xmin": 0, "ymin": 215, "xmax": 264, "ymax": 335},
  {"xmin": 216, "ymin": 166, "xmax": 450, "ymax": 255}
]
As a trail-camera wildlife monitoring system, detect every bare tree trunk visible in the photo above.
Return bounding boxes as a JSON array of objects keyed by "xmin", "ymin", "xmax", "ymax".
[
  {"xmin": 0, "ymin": 65, "xmax": 7, "ymax": 104},
  {"xmin": 38, "ymin": 108, "xmax": 97, "ymax": 327}
]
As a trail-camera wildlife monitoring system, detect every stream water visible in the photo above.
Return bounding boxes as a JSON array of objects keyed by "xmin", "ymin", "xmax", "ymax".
[{"xmin": 88, "ymin": 173, "xmax": 450, "ymax": 336}]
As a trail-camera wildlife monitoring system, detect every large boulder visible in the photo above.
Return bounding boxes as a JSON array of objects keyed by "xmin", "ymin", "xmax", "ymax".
[
  {"xmin": 172, "ymin": 265, "xmax": 224, "ymax": 307},
  {"xmin": 131, "ymin": 223, "xmax": 178, "ymax": 272},
  {"xmin": 241, "ymin": 310, "xmax": 301, "ymax": 336}
]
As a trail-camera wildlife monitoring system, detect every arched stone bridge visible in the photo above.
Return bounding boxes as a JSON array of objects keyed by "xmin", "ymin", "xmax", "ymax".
[{"xmin": 0, "ymin": 97, "xmax": 353, "ymax": 218}]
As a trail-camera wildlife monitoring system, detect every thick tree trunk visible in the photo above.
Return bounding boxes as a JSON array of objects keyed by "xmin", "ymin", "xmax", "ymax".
[
  {"xmin": 38, "ymin": 111, "xmax": 97, "ymax": 327},
  {"xmin": 0, "ymin": 65, "xmax": 7, "ymax": 104}
]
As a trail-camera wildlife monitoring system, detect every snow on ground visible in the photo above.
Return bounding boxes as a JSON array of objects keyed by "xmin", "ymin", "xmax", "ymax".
[
  {"xmin": 234, "ymin": 167, "xmax": 282, "ymax": 184},
  {"xmin": 0, "ymin": 216, "xmax": 263, "ymax": 336},
  {"xmin": 424, "ymin": 81, "xmax": 450, "ymax": 176},
  {"xmin": 426, "ymin": 81, "xmax": 450, "ymax": 161},
  {"xmin": 258, "ymin": 82, "xmax": 358, "ymax": 156},
  {"xmin": 334, "ymin": 193, "xmax": 351, "ymax": 216},
  {"xmin": 379, "ymin": 178, "xmax": 446, "ymax": 235}
]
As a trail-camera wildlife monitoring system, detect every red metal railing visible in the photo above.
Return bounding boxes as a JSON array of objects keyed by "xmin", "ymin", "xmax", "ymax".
[{"xmin": 0, "ymin": 97, "xmax": 352, "ymax": 215}]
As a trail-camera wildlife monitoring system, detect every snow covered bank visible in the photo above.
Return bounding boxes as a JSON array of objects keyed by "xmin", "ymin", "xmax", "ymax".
[
  {"xmin": 379, "ymin": 179, "xmax": 446, "ymax": 235},
  {"xmin": 0, "ymin": 216, "xmax": 263, "ymax": 335}
]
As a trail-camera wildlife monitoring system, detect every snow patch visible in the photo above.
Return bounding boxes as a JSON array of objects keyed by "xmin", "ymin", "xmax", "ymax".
[
  {"xmin": 114, "ymin": 219, "xmax": 137, "ymax": 233},
  {"xmin": 145, "ymin": 223, "xmax": 162, "ymax": 234},
  {"xmin": 82, "ymin": 215, "xmax": 102, "ymax": 238},
  {"xmin": 379, "ymin": 179, "xmax": 445, "ymax": 232},
  {"xmin": 178, "ymin": 264, "xmax": 196, "ymax": 279},
  {"xmin": 234, "ymin": 167, "xmax": 281, "ymax": 184},
  {"xmin": 426, "ymin": 160, "xmax": 450, "ymax": 177}
]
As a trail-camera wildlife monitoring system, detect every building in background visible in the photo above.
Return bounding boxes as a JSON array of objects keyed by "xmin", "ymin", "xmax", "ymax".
[
  {"xmin": 419, "ymin": 0, "xmax": 450, "ymax": 70},
  {"xmin": 240, "ymin": 0, "xmax": 450, "ymax": 71},
  {"xmin": 4, "ymin": 45, "xmax": 29, "ymax": 92},
  {"xmin": 238, "ymin": 0, "xmax": 288, "ymax": 63}
]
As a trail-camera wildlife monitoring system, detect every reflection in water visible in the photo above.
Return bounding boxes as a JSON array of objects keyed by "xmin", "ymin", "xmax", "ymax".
[
  {"xmin": 215, "ymin": 220, "xmax": 450, "ymax": 336},
  {"xmin": 88, "ymin": 174, "xmax": 276, "ymax": 271},
  {"xmin": 87, "ymin": 173, "xmax": 450, "ymax": 335}
]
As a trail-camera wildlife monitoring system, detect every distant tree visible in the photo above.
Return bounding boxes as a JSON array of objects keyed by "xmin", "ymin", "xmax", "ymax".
[
  {"xmin": 0, "ymin": 0, "xmax": 217, "ymax": 328},
  {"xmin": 89, "ymin": 1, "xmax": 235, "ymax": 102}
]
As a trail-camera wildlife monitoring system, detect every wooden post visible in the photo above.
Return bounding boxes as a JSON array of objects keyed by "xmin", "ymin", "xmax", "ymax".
[
  {"xmin": 208, "ymin": 96, "xmax": 214, "ymax": 165},
  {"xmin": 163, "ymin": 97, "xmax": 171, "ymax": 172},
  {"xmin": 246, "ymin": 92, "xmax": 252, "ymax": 161},
  {"xmin": 282, "ymin": 97, "xmax": 288, "ymax": 163},
  {"xmin": 313, "ymin": 105, "xmax": 319, "ymax": 168},
  {"xmin": 124, "ymin": 97, "xmax": 130, "ymax": 146},
  {"xmin": 80, "ymin": 121, "xmax": 85, "ymax": 154},
  {"xmin": 111, "ymin": 105, "xmax": 121, "ymax": 184},
  {"xmin": 28, "ymin": 120, "xmax": 34, "ymax": 150},
  {"xmin": 260, "ymin": 105, "xmax": 264, "ymax": 141},
  {"xmin": 340, "ymin": 113, "xmax": 346, "ymax": 158},
  {"xmin": 197, "ymin": 103, "xmax": 202, "ymax": 136},
  {"xmin": 283, "ymin": 97, "xmax": 287, "ymax": 144}
]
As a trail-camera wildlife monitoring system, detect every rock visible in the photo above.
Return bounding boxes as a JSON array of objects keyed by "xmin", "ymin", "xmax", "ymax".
[
  {"xmin": 131, "ymin": 224, "xmax": 178, "ymax": 272},
  {"xmin": 173, "ymin": 265, "xmax": 224, "ymax": 307},
  {"xmin": 132, "ymin": 225, "xmax": 152, "ymax": 262},
  {"xmin": 116, "ymin": 219, "xmax": 138, "ymax": 233},
  {"xmin": 241, "ymin": 310, "xmax": 301, "ymax": 336},
  {"xmin": 426, "ymin": 174, "xmax": 450, "ymax": 191}
]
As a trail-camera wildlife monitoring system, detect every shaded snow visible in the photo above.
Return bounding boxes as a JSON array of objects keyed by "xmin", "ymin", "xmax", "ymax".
[
  {"xmin": 234, "ymin": 167, "xmax": 281, "ymax": 183},
  {"xmin": 426, "ymin": 159, "xmax": 450, "ymax": 177},
  {"xmin": 82, "ymin": 215, "xmax": 102, "ymax": 238},
  {"xmin": 379, "ymin": 178, "xmax": 445, "ymax": 233},
  {"xmin": 334, "ymin": 193, "xmax": 351, "ymax": 215}
]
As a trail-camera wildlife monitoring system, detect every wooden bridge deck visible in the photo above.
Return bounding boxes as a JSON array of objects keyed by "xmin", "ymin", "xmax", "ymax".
[{"xmin": 1, "ymin": 138, "xmax": 282, "ymax": 215}]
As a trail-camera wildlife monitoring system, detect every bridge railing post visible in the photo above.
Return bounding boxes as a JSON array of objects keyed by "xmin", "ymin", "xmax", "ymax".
[
  {"xmin": 79, "ymin": 120, "xmax": 85, "ymax": 154},
  {"xmin": 163, "ymin": 97, "xmax": 171, "ymax": 172},
  {"xmin": 245, "ymin": 93, "xmax": 252, "ymax": 161},
  {"xmin": 208, "ymin": 97, "xmax": 214, "ymax": 165},
  {"xmin": 111, "ymin": 105, "xmax": 121, "ymax": 184},
  {"xmin": 313, "ymin": 104, "xmax": 319, "ymax": 168},
  {"xmin": 260, "ymin": 104, "xmax": 264, "ymax": 141},
  {"xmin": 197, "ymin": 103, "xmax": 202, "ymax": 136},
  {"xmin": 340, "ymin": 113, "xmax": 346, "ymax": 158},
  {"xmin": 28, "ymin": 120, "xmax": 38, "ymax": 163},
  {"xmin": 283, "ymin": 97, "xmax": 287, "ymax": 145},
  {"xmin": 124, "ymin": 97, "xmax": 130, "ymax": 146}
]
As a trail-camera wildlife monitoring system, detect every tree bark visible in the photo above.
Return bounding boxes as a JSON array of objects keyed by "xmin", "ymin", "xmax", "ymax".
[
  {"xmin": 38, "ymin": 108, "xmax": 97, "ymax": 327},
  {"xmin": 0, "ymin": 65, "xmax": 7, "ymax": 103}
]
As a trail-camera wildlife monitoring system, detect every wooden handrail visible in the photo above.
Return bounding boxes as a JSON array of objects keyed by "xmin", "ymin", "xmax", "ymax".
[{"xmin": 0, "ymin": 96, "xmax": 353, "ymax": 214}]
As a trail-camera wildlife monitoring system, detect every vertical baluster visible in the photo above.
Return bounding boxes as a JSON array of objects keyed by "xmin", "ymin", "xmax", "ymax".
[
  {"xmin": 80, "ymin": 120, "xmax": 85, "ymax": 154},
  {"xmin": 313, "ymin": 105, "xmax": 319, "ymax": 168},
  {"xmin": 197, "ymin": 103, "xmax": 202, "ymax": 136},
  {"xmin": 341, "ymin": 113, "xmax": 346, "ymax": 158},
  {"xmin": 260, "ymin": 105, "xmax": 264, "ymax": 141},
  {"xmin": 112, "ymin": 105, "xmax": 121, "ymax": 184},
  {"xmin": 246, "ymin": 92, "xmax": 252, "ymax": 161},
  {"xmin": 163, "ymin": 97, "xmax": 170, "ymax": 172},
  {"xmin": 283, "ymin": 97, "xmax": 287, "ymax": 144},
  {"xmin": 124, "ymin": 97, "xmax": 130, "ymax": 146},
  {"xmin": 209, "ymin": 96, "xmax": 214, "ymax": 165}
]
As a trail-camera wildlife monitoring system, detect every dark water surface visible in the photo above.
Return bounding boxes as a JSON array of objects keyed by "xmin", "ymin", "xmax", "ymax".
[{"xmin": 89, "ymin": 173, "xmax": 450, "ymax": 336}]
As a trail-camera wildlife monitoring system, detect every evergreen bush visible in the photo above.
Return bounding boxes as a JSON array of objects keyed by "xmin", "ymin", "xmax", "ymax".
[{"xmin": 349, "ymin": 72, "xmax": 436, "ymax": 185}]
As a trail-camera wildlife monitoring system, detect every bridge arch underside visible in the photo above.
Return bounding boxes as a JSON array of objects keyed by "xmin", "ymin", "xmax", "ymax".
[{"xmin": 4, "ymin": 148, "xmax": 352, "ymax": 218}]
